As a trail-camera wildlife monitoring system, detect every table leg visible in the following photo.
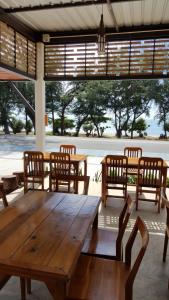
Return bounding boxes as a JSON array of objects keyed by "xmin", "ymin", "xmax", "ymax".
[
  {"xmin": 101, "ymin": 164, "xmax": 106, "ymax": 206},
  {"xmin": 46, "ymin": 279, "xmax": 67, "ymax": 300},
  {"xmin": 161, "ymin": 167, "xmax": 167, "ymax": 209},
  {"xmin": 93, "ymin": 212, "xmax": 98, "ymax": 229},
  {"xmin": 84, "ymin": 159, "xmax": 87, "ymax": 176}
]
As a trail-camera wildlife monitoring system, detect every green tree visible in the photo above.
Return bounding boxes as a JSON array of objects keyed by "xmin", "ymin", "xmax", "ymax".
[
  {"xmin": 46, "ymin": 82, "xmax": 77, "ymax": 135},
  {"xmin": 72, "ymin": 81, "xmax": 109, "ymax": 136},
  {"xmin": 53, "ymin": 118, "xmax": 74, "ymax": 135},
  {"xmin": 24, "ymin": 119, "xmax": 33, "ymax": 135},
  {"xmin": 12, "ymin": 82, "xmax": 35, "ymax": 129},
  {"xmin": 0, "ymin": 83, "xmax": 15, "ymax": 134},
  {"xmin": 128, "ymin": 118, "xmax": 148, "ymax": 137},
  {"xmin": 46, "ymin": 82, "xmax": 62, "ymax": 134},
  {"xmin": 83, "ymin": 123, "xmax": 94, "ymax": 137},
  {"xmin": 107, "ymin": 80, "xmax": 152, "ymax": 138},
  {"xmin": 152, "ymin": 80, "xmax": 169, "ymax": 137},
  {"xmin": 9, "ymin": 117, "xmax": 24, "ymax": 134}
]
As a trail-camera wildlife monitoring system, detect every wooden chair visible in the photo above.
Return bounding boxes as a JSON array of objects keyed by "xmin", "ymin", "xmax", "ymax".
[
  {"xmin": 162, "ymin": 193, "xmax": 169, "ymax": 262},
  {"xmin": 67, "ymin": 216, "xmax": 149, "ymax": 300},
  {"xmin": 124, "ymin": 147, "xmax": 142, "ymax": 158},
  {"xmin": 23, "ymin": 151, "xmax": 45, "ymax": 194},
  {"xmin": 49, "ymin": 173, "xmax": 90, "ymax": 195},
  {"xmin": 0, "ymin": 181, "xmax": 8, "ymax": 207},
  {"xmin": 60, "ymin": 144, "xmax": 77, "ymax": 175},
  {"xmin": 136, "ymin": 157, "xmax": 163, "ymax": 213},
  {"xmin": 103, "ymin": 155, "xmax": 128, "ymax": 206},
  {"xmin": 0, "ymin": 175, "xmax": 19, "ymax": 208},
  {"xmin": 60, "ymin": 144, "xmax": 76, "ymax": 154},
  {"xmin": 49, "ymin": 152, "xmax": 71, "ymax": 192},
  {"xmin": 82, "ymin": 194, "xmax": 133, "ymax": 260},
  {"xmin": 124, "ymin": 147, "xmax": 142, "ymax": 179},
  {"xmin": 0, "ymin": 255, "xmax": 25, "ymax": 300},
  {"xmin": 13, "ymin": 171, "xmax": 24, "ymax": 187}
]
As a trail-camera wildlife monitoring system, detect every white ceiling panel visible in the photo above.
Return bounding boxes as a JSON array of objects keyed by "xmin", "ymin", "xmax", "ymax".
[
  {"xmin": 112, "ymin": 3, "xmax": 125, "ymax": 27},
  {"xmin": 0, "ymin": 0, "xmax": 169, "ymax": 33},
  {"xmin": 143, "ymin": 0, "xmax": 153, "ymax": 25},
  {"xmin": 162, "ymin": 0, "xmax": 169, "ymax": 23},
  {"xmin": 131, "ymin": 1, "xmax": 142, "ymax": 25},
  {"xmin": 120, "ymin": 2, "xmax": 133, "ymax": 27}
]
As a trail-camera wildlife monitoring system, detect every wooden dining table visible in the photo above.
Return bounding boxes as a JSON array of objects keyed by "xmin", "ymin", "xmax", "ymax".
[
  {"xmin": 0, "ymin": 191, "xmax": 101, "ymax": 299},
  {"xmin": 43, "ymin": 152, "xmax": 88, "ymax": 176},
  {"xmin": 101, "ymin": 156, "xmax": 169, "ymax": 202}
]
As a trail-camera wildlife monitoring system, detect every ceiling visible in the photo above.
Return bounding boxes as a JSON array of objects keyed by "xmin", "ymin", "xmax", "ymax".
[{"xmin": 1, "ymin": 0, "xmax": 169, "ymax": 41}]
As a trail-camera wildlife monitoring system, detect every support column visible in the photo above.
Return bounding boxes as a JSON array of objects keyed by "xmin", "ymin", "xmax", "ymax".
[{"xmin": 35, "ymin": 42, "xmax": 45, "ymax": 151}]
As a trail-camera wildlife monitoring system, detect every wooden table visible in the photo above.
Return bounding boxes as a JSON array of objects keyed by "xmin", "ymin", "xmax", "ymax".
[
  {"xmin": 101, "ymin": 157, "xmax": 169, "ymax": 203},
  {"xmin": 0, "ymin": 191, "xmax": 100, "ymax": 299},
  {"xmin": 43, "ymin": 152, "xmax": 88, "ymax": 176}
]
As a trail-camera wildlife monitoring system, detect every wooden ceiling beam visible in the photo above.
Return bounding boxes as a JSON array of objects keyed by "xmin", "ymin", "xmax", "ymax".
[
  {"xmin": 4, "ymin": 0, "xmax": 141, "ymax": 13},
  {"xmin": 43, "ymin": 23, "xmax": 169, "ymax": 44}
]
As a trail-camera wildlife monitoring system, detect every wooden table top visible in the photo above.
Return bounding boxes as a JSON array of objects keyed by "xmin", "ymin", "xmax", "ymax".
[
  {"xmin": 101, "ymin": 157, "xmax": 169, "ymax": 168},
  {"xmin": 43, "ymin": 152, "xmax": 87, "ymax": 163},
  {"xmin": 0, "ymin": 191, "xmax": 100, "ymax": 282}
]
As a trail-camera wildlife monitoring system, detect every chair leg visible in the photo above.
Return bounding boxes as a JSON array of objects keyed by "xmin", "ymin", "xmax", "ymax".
[
  {"xmin": 158, "ymin": 196, "xmax": 161, "ymax": 213},
  {"xmin": 26, "ymin": 278, "xmax": 31, "ymax": 294},
  {"xmin": 136, "ymin": 188, "xmax": 139, "ymax": 210},
  {"xmin": 20, "ymin": 277, "xmax": 26, "ymax": 300},
  {"xmin": 104, "ymin": 196, "xmax": 107, "ymax": 207},
  {"xmin": 163, "ymin": 232, "xmax": 168, "ymax": 262},
  {"xmin": 2, "ymin": 193, "xmax": 8, "ymax": 208}
]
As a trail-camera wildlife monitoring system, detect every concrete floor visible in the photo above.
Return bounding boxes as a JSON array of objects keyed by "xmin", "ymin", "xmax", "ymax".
[{"xmin": 0, "ymin": 183, "xmax": 168, "ymax": 300}]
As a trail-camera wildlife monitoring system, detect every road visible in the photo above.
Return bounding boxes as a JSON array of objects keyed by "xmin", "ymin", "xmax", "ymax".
[{"xmin": 0, "ymin": 134, "xmax": 169, "ymax": 159}]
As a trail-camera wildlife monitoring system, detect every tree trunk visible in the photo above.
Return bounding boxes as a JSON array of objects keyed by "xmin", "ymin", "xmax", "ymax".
[
  {"xmin": 52, "ymin": 99, "xmax": 55, "ymax": 135},
  {"xmin": 3, "ymin": 121, "xmax": 10, "ymax": 134},
  {"xmin": 60, "ymin": 109, "xmax": 65, "ymax": 136},
  {"xmin": 75, "ymin": 116, "xmax": 88, "ymax": 136},
  {"xmin": 116, "ymin": 129, "xmax": 122, "ymax": 138}
]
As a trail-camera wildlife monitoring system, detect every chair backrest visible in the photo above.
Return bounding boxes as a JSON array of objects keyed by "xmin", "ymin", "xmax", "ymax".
[
  {"xmin": 24, "ymin": 151, "xmax": 44, "ymax": 177},
  {"xmin": 49, "ymin": 152, "xmax": 71, "ymax": 192},
  {"xmin": 105, "ymin": 155, "xmax": 128, "ymax": 183},
  {"xmin": 60, "ymin": 144, "xmax": 76, "ymax": 154},
  {"xmin": 138, "ymin": 157, "xmax": 163, "ymax": 187},
  {"xmin": 124, "ymin": 147, "xmax": 142, "ymax": 158},
  {"xmin": 162, "ymin": 195, "xmax": 169, "ymax": 228},
  {"xmin": 116, "ymin": 194, "xmax": 133, "ymax": 260},
  {"xmin": 50, "ymin": 152, "xmax": 71, "ymax": 176},
  {"xmin": 125, "ymin": 216, "xmax": 149, "ymax": 300}
]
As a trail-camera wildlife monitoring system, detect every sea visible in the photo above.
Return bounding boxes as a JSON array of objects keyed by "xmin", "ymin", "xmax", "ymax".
[{"xmin": 104, "ymin": 118, "xmax": 163, "ymax": 137}]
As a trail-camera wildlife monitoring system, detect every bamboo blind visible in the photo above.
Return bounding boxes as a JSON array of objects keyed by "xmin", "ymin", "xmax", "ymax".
[
  {"xmin": 45, "ymin": 39, "xmax": 169, "ymax": 79},
  {"xmin": 0, "ymin": 21, "xmax": 36, "ymax": 78}
]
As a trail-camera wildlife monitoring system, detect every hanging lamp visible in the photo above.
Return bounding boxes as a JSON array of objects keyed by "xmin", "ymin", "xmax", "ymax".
[{"xmin": 98, "ymin": 5, "xmax": 106, "ymax": 54}]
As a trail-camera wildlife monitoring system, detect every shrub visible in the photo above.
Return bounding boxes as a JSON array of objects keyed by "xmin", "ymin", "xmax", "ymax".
[
  {"xmin": 25, "ymin": 120, "xmax": 33, "ymax": 135},
  {"xmin": 10, "ymin": 118, "xmax": 24, "ymax": 134}
]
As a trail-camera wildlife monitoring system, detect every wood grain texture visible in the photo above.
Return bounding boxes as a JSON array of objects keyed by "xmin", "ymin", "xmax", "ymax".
[{"xmin": 0, "ymin": 191, "xmax": 100, "ymax": 299}]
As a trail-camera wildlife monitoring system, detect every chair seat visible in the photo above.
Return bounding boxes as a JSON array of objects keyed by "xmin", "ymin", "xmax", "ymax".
[
  {"xmin": 107, "ymin": 176, "xmax": 127, "ymax": 185},
  {"xmin": 1, "ymin": 175, "xmax": 18, "ymax": 193},
  {"xmin": 67, "ymin": 254, "xmax": 129, "ymax": 300},
  {"xmin": 82, "ymin": 228, "xmax": 117, "ymax": 259},
  {"xmin": 138, "ymin": 178, "xmax": 161, "ymax": 188}
]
